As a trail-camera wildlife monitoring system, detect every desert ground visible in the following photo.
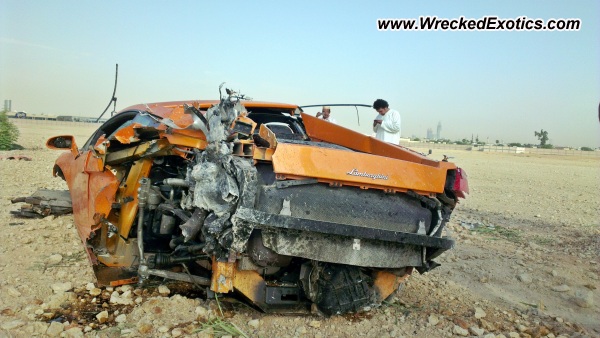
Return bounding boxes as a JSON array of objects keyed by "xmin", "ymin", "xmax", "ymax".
[{"xmin": 0, "ymin": 119, "xmax": 598, "ymax": 337}]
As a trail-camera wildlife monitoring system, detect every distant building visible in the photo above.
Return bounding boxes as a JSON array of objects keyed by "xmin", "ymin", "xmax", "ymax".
[
  {"xmin": 436, "ymin": 122, "xmax": 442, "ymax": 140},
  {"xmin": 426, "ymin": 128, "xmax": 433, "ymax": 140}
]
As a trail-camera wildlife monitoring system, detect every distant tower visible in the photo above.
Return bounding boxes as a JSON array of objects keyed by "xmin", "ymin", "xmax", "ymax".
[
  {"xmin": 436, "ymin": 121, "xmax": 442, "ymax": 140},
  {"xmin": 427, "ymin": 128, "xmax": 433, "ymax": 140},
  {"xmin": 3, "ymin": 100, "xmax": 11, "ymax": 112}
]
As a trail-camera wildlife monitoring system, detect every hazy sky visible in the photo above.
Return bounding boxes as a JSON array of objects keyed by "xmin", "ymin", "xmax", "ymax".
[{"xmin": 1, "ymin": 1, "xmax": 599, "ymax": 147}]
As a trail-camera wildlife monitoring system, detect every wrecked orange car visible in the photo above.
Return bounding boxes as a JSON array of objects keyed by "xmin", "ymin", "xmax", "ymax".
[{"xmin": 46, "ymin": 91, "xmax": 468, "ymax": 315}]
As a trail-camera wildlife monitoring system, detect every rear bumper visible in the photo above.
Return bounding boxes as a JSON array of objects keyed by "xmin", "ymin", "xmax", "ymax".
[
  {"xmin": 232, "ymin": 206, "xmax": 453, "ymax": 268},
  {"xmin": 234, "ymin": 206, "xmax": 454, "ymax": 250}
]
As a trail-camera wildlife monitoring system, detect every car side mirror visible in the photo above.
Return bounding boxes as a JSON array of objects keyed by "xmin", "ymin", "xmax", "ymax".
[{"xmin": 47, "ymin": 135, "xmax": 78, "ymax": 157}]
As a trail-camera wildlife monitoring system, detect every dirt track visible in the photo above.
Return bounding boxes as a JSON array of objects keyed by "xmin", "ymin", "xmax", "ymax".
[{"xmin": 1, "ymin": 120, "xmax": 598, "ymax": 337}]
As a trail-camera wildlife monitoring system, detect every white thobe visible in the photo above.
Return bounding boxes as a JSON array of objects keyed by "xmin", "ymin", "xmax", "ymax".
[
  {"xmin": 373, "ymin": 109, "xmax": 401, "ymax": 144},
  {"xmin": 318, "ymin": 116, "xmax": 337, "ymax": 124}
]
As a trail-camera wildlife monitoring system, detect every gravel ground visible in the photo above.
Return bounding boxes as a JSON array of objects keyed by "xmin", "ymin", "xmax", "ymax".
[{"xmin": 0, "ymin": 120, "xmax": 598, "ymax": 337}]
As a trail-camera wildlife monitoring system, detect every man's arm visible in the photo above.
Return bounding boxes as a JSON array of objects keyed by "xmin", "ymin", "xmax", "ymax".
[
  {"xmin": 373, "ymin": 116, "xmax": 382, "ymax": 132},
  {"xmin": 379, "ymin": 110, "xmax": 401, "ymax": 133}
]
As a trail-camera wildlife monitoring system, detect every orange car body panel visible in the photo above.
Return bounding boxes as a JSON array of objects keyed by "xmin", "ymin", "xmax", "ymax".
[
  {"xmin": 116, "ymin": 159, "xmax": 153, "ymax": 239},
  {"xmin": 373, "ymin": 269, "xmax": 413, "ymax": 301},
  {"xmin": 112, "ymin": 123, "xmax": 141, "ymax": 144},
  {"xmin": 233, "ymin": 269, "xmax": 267, "ymax": 304},
  {"xmin": 272, "ymin": 143, "xmax": 447, "ymax": 195},
  {"xmin": 302, "ymin": 113, "xmax": 453, "ymax": 168},
  {"xmin": 54, "ymin": 151, "xmax": 119, "ymax": 241},
  {"xmin": 211, "ymin": 260, "xmax": 236, "ymax": 293},
  {"xmin": 163, "ymin": 133, "xmax": 208, "ymax": 150},
  {"xmin": 266, "ymin": 113, "xmax": 456, "ymax": 196}
]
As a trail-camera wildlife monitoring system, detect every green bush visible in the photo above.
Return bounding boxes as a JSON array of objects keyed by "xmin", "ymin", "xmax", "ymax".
[
  {"xmin": 0, "ymin": 111, "xmax": 20, "ymax": 150},
  {"xmin": 581, "ymin": 147, "xmax": 594, "ymax": 151}
]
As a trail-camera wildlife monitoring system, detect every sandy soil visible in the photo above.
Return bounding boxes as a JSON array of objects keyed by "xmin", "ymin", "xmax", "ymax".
[{"xmin": 0, "ymin": 120, "xmax": 598, "ymax": 337}]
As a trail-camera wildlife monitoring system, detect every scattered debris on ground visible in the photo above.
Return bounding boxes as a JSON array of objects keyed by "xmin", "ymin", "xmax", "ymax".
[
  {"xmin": 0, "ymin": 155, "xmax": 32, "ymax": 161},
  {"xmin": 10, "ymin": 189, "xmax": 72, "ymax": 218}
]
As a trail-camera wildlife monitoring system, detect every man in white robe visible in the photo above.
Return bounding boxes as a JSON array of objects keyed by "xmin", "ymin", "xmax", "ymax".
[
  {"xmin": 372, "ymin": 99, "xmax": 401, "ymax": 144},
  {"xmin": 316, "ymin": 106, "xmax": 337, "ymax": 124}
]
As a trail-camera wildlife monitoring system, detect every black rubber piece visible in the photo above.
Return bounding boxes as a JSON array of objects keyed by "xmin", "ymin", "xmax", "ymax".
[{"xmin": 315, "ymin": 264, "xmax": 372, "ymax": 315}]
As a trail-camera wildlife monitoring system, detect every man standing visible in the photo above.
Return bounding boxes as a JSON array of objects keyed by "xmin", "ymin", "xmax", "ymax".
[
  {"xmin": 316, "ymin": 106, "xmax": 337, "ymax": 124},
  {"xmin": 372, "ymin": 99, "xmax": 401, "ymax": 144}
]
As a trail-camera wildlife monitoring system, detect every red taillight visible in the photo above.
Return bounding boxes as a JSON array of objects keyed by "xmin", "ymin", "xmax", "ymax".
[{"xmin": 453, "ymin": 168, "xmax": 469, "ymax": 199}]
